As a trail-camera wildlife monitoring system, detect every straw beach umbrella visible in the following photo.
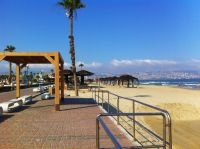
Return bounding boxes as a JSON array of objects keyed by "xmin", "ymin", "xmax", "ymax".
[
  {"xmin": 119, "ymin": 74, "xmax": 139, "ymax": 88},
  {"xmin": 77, "ymin": 70, "xmax": 94, "ymax": 85}
]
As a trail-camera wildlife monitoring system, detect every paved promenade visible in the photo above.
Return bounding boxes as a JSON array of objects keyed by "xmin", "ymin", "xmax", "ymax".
[{"xmin": 0, "ymin": 89, "xmax": 133, "ymax": 149}]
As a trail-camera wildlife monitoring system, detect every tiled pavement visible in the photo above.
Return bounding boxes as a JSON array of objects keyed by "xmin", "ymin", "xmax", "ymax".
[
  {"xmin": 0, "ymin": 89, "xmax": 133, "ymax": 149},
  {"xmin": 0, "ymin": 87, "xmax": 40, "ymax": 102}
]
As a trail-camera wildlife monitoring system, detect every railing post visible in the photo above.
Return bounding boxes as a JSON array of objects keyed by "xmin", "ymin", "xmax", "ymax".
[
  {"xmin": 169, "ymin": 119, "xmax": 172, "ymax": 149},
  {"xmin": 102, "ymin": 91, "xmax": 104, "ymax": 108},
  {"xmin": 163, "ymin": 115, "xmax": 166, "ymax": 149},
  {"xmin": 96, "ymin": 118, "xmax": 100, "ymax": 149},
  {"xmin": 117, "ymin": 97, "xmax": 119, "ymax": 125},
  {"xmin": 108, "ymin": 91, "xmax": 110, "ymax": 113},
  {"xmin": 132, "ymin": 101, "xmax": 136, "ymax": 141}
]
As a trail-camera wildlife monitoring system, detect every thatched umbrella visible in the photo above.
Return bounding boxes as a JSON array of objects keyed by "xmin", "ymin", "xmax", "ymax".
[
  {"xmin": 119, "ymin": 74, "xmax": 139, "ymax": 88},
  {"xmin": 63, "ymin": 69, "xmax": 73, "ymax": 84},
  {"xmin": 76, "ymin": 70, "xmax": 94, "ymax": 85},
  {"xmin": 109, "ymin": 76, "xmax": 119, "ymax": 85}
]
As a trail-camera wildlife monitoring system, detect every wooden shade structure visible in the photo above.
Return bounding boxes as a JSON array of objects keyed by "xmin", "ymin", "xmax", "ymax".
[
  {"xmin": 0, "ymin": 52, "xmax": 64, "ymax": 111},
  {"xmin": 63, "ymin": 69, "xmax": 94, "ymax": 85},
  {"xmin": 119, "ymin": 74, "xmax": 139, "ymax": 87},
  {"xmin": 63, "ymin": 69, "xmax": 73, "ymax": 84},
  {"xmin": 77, "ymin": 70, "xmax": 94, "ymax": 85}
]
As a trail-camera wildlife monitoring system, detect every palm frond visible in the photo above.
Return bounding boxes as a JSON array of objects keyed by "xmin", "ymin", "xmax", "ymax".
[
  {"xmin": 4, "ymin": 45, "xmax": 16, "ymax": 52},
  {"xmin": 57, "ymin": 0, "xmax": 85, "ymax": 10},
  {"xmin": 57, "ymin": 1, "xmax": 64, "ymax": 6}
]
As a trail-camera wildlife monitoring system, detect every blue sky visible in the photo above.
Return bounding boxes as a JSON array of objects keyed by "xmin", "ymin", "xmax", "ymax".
[{"xmin": 0, "ymin": 0, "xmax": 200, "ymax": 73}]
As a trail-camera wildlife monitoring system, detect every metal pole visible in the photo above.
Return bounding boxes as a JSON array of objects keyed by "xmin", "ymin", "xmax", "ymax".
[
  {"xmin": 108, "ymin": 92, "xmax": 110, "ymax": 113},
  {"xmin": 169, "ymin": 120, "xmax": 172, "ymax": 149},
  {"xmin": 163, "ymin": 116, "xmax": 166, "ymax": 149},
  {"xmin": 132, "ymin": 101, "xmax": 136, "ymax": 141},
  {"xmin": 96, "ymin": 118, "xmax": 100, "ymax": 149},
  {"xmin": 117, "ymin": 97, "xmax": 119, "ymax": 125}
]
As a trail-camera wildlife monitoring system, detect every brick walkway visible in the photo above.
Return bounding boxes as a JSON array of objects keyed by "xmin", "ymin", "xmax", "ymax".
[
  {"xmin": 0, "ymin": 87, "xmax": 40, "ymax": 102},
  {"xmin": 0, "ymin": 90, "xmax": 133, "ymax": 149}
]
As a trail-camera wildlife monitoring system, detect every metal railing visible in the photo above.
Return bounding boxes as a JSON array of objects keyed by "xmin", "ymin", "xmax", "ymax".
[
  {"xmin": 97, "ymin": 114, "xmax": 123, "ymax": 149},
  {"xmin": 92, "ymin": 88, "xmax": 172, "ymax": 149}
]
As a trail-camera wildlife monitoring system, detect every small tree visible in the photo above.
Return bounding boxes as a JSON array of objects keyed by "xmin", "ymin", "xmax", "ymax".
[
  {"xmin": 3, "ymin": 45, "xmax": 16, "ymax": 84},
  {"xmin": 79, "ymin": 63, "xmax": 84, "ymax": 70}
]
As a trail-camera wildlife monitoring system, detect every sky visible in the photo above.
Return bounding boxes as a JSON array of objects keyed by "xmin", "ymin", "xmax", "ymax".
[{"xmin": 0, "ymin": 0, "xmax": 200, "ymax": 74}]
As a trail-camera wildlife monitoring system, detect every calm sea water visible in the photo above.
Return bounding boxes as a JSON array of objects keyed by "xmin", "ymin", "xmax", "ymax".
[{"xmin": 140, "ymin": 79, "xmax": 200, "ymax": 89}]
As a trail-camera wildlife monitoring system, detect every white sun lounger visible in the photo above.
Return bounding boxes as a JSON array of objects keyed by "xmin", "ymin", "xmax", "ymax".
[
  {"xmin": 33, "ymin": 86, "xmax": 45, "ymax": 93},
  {"xmin": 0, "ymin": 99, "xmax": 23, "ymax": 112},
  {"xmin": 18, "ymin": 95, "xmax": 32, "ymax": 104},
  {"xmin": 33, "ymin": 87, "xmax": 41, "ymax": 92},
  {"xmin": 41, "ymin": 93, "xmax": 55, "ymax": 100}
]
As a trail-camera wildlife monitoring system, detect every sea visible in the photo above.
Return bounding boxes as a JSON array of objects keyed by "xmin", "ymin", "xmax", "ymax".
[{"xmin": 140, "ymin": 79, "xmax": 200, "ymax": 89}]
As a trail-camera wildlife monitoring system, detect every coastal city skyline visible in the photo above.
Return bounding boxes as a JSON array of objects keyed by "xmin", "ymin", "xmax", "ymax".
[{"xmin": 1, "ymin": 0, "xmax": 200, "ymax": 73}]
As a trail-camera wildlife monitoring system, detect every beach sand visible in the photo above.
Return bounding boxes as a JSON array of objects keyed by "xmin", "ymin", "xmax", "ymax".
[{"xmin": 77, "ymin": 85, "xmax": 200, "ymax": 149}]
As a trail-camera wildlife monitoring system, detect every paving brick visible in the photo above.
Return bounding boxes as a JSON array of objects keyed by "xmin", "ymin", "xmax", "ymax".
[{"xmin": 0, "ymin": 89, "xmax": 133, "ymax": 149}]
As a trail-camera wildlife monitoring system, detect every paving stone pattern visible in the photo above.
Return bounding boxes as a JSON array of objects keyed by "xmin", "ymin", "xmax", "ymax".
[{"xmin": 0, "ymin": 89, "xmax": 133, "ymax": 149}]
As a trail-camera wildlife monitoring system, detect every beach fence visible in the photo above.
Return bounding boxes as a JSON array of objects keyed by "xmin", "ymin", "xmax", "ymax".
[{"xmin": 92, "ymin": 88, "xmax": 172, "ymax": 149}]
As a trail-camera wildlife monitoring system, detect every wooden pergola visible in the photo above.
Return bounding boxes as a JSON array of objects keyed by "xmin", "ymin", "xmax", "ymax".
[{"xmin": 0, "ymin": 52, "xmax": 64, "ymax": 111}]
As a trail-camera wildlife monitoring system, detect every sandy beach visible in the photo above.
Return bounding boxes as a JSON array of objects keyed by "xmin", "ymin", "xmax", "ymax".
[{"xmin": 78, "ymin": 85, "xmax": 200, "ymax": 149}]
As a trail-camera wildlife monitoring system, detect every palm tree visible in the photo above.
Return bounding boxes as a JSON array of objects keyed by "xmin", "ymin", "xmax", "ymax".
[
  {"xmin": 4, "ymin": 45, "xmax": 16, "ymax": 84},
  {"xmin": 79, "ymin": 63, "xmax": 84, "ymax": 70},
  {"xmin": 58, "ymin": 0, "xmax": 85, "ymax": 96}
]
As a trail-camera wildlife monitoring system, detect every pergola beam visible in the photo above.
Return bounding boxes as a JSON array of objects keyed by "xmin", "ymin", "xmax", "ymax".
[
  {"xmin": 45, "ymin": 56, "xmax": 55, "ymax": 65},
  {"xmin": 0, "ymin": 55, "xmax": 5, "ymax": 61}
]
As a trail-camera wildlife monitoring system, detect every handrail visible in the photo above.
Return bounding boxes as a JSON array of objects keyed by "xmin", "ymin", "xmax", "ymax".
[
  {"xmin": 96, "ymin": 114, "xmax": 123, "ymax": 149},
  {"xmin": 92, "ymin": 88, "xmax": 172, "ymax": 149},
  {"xmin": 97, "ymin": 112, "xmax": 167, "ymax": 149}
]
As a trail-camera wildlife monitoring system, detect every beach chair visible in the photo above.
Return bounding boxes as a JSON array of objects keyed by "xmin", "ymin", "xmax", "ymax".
[
  {"xmin": 41, "ymin": 93, "xmax": 55, "ymax": 100},
  {"xmin": 33, "ymin": 87, "xmax": 40, "ymax": 92},
  {"xmin": 0, "ymin": 99, "xmax": 23, "ymax": 112},
  {"xmin": 44, "ymin": 86, "xmax": 49, "ymax": 90},
  {"xmin": 33, "ymin": 86, "xmax": 44, "ymax": 93},
  {"xmin": 18, "ymin": 95, "xmax": 32, "ymax": 104}
]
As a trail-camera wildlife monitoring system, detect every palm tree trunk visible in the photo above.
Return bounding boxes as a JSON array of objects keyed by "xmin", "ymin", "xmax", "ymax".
[
  {"xmin": 9, "ymin": 62, "xmax": 12, "ymax": 84},
  {"xmin": 69, "ymin": 9, "xmax": 78, "ymax": 96}
]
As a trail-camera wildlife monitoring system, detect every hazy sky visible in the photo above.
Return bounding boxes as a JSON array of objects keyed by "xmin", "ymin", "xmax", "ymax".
[{"xmin": 0, "ymin": 0, "xmax": 200, "ymax": 73}]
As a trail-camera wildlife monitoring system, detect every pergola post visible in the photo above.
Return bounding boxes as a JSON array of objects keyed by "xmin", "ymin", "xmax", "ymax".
[
  {"xmin": 61, "ymin": 62, "xmax": 64, "ymax": 101},
  {"xmin": 54, "ymin": 54, "xmax": 60, "ymax": 111},
  {"xmin": 81, "ymin": 76, "xmax": 84, "ymax": 85},
  {"xmin": 16, "ymin": 63, "xmax": 20, "ymax": 98}
]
